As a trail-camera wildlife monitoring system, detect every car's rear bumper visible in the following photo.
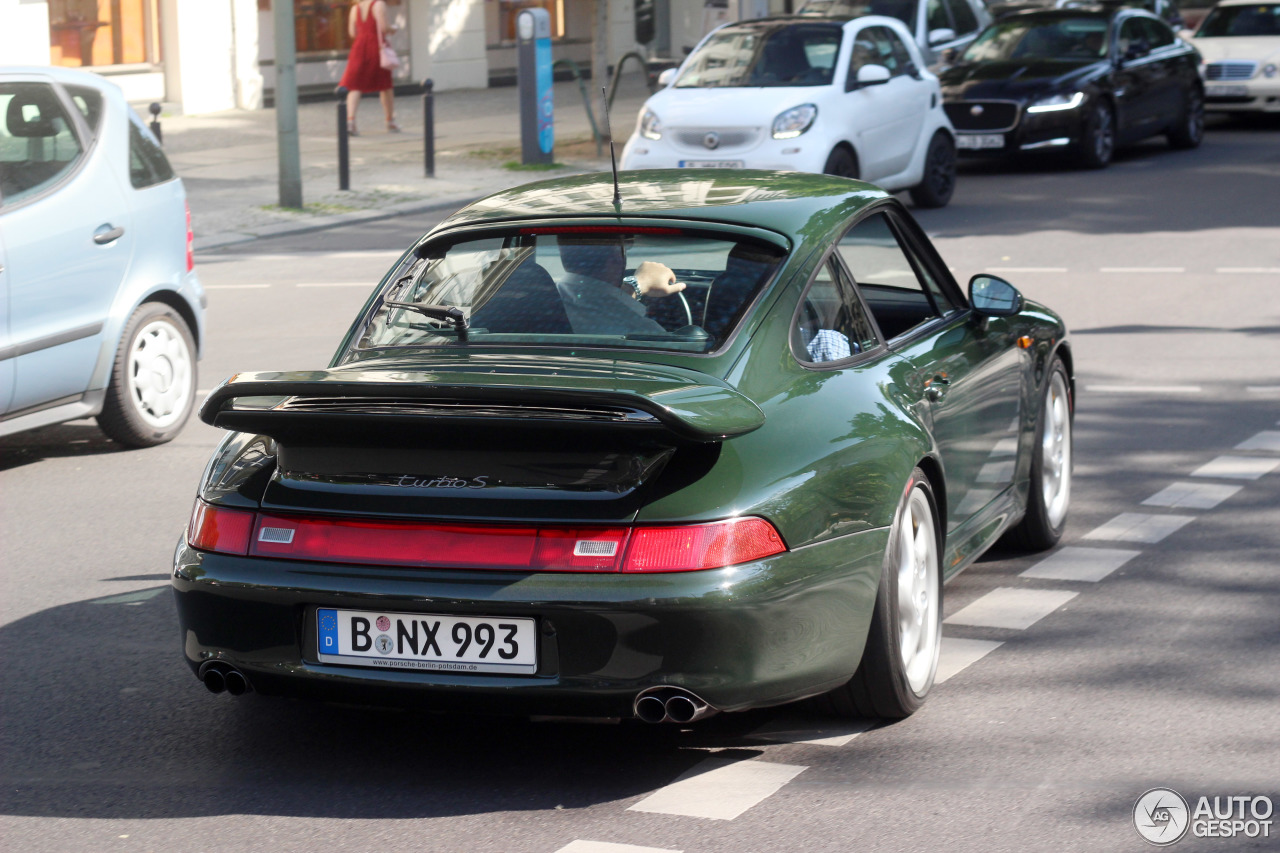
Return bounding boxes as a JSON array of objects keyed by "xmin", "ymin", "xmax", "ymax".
[{"xmin": 172, "ymin": 527, "xmax": 889, "ymax": 717}]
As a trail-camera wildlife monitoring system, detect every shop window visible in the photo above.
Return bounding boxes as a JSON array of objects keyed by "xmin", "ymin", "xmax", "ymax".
[
  {"xmin": 491, "ymin": 0, "xmax": 566, "ymax": 45},
  {"xmin": 49, "ymin": 0, "xmax": 160, "ymax": 68},
  {"xmin": 258, "ymin": 0, "xmax": 403, "ymax": 55}
]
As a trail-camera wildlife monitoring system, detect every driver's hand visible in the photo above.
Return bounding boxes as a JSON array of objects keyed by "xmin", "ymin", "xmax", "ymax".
[{"xmin": 635, "ymin": 261, "xmax": 686, "ymax": 297}]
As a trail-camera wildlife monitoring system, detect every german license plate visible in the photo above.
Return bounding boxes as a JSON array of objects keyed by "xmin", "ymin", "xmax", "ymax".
[
  {"xmin": 317, "ymin": 608, "xmax": 537, "ymax": 674},
  {"xmin": 679, "ymin": 159, "xmax": 744, "ymax": 168},
  {"xmin": 1205, "ymin": 84, "xmax": 1248, "ymax": 97},
  {"xmin": 956, "ymin": 134, "xmax": 1005, "ymax": 150}
]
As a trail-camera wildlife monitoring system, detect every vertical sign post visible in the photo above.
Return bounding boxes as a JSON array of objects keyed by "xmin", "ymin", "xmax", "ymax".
[
  {"xmin": 274, "ymin": 0, "xmax": 303, "ymax": 208},
  {"xmin": 517, "ymin": 8, "xmax": 553, "ymax": 166}
]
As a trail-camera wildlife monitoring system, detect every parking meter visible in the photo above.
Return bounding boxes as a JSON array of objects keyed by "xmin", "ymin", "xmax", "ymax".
[{"xmin": 518, "ymin": 8, "xmax": 553, "ymax": 165}]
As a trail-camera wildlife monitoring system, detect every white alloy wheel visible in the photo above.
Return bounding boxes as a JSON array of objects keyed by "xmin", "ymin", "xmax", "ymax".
[
  {"xmin": 898, "ymin": 485, "xmax": 941, "ymax": 695},
  {"xmin": 1040, "ymin": 369, "xmax": 1072, "ymax": 530},
  {"xmin": 127, "ymin": 317, "xmax": 194, "ymax": 428}
]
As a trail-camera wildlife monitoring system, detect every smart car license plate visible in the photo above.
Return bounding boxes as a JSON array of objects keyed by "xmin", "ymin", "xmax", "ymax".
[
  {"xmin": 679, "ymin": 159, "xmax": 744, "ymax": 168},
  {"xmin": 956, "ymin": 134, "xmax": 1005, "ymax": 150},
  {"xmin": 316, "ymin": 608, "xmax": 537, "ymax": 674},
  {"xmin": 1205, "ymin": 84, "xmax": 1248, "ymax": 97}
]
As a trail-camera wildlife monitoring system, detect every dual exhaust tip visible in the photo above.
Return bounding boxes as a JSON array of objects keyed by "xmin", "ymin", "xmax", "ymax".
[
  {"xmin": 199, "ymin": 661, "xmax": 251, "ymax": 696},
  {"xmin": 633, "ymin": 686, "xmax": 716, "ymax": 724}
]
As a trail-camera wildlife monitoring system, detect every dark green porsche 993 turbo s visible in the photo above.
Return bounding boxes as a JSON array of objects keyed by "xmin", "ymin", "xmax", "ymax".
[{"xmin": 175, "ymin": 170, "xmax": 1073, "ymax": 723}]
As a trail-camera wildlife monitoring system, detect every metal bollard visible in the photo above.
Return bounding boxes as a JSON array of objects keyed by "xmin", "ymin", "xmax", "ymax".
[
  {"xmin": 336, "ymin": 85, "xmax": 350, "ymax": 191},
  {"xmin": 422, "ymin": 78, "xmax": 435, "ymax": 178},
  {"xmin": 148, "ymin": 102, "xmax": 162, "ymax": 144}
]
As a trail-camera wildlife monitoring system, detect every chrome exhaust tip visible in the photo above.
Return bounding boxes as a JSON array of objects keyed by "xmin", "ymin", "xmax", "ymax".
[
  {"xmin": 633, "ymin": 687, "xmax": 717, "ymax": 724},
  {"xmin": 200, "ymin": 665, "xmax": 226, "ymax": 694},
  {"xmin": 635, "ymin": 694, "xmax": 669, "ymax": 724},
  {"xmin": 224, "ymin": 669, "xmax": 251, "ymax": 696}
]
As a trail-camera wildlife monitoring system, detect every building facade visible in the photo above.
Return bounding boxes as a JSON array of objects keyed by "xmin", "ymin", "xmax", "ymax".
[{"xmin": 2, "ymin": 0, "xmax": 790, "ymax": 114}]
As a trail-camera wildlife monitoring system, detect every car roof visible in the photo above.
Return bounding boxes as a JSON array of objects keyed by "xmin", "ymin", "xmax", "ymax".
[
  {"xmin": 996, "ymin": 6, "xmax": 1119, "ymax": 19},
  {"xmin": 430, "ymin": 170, "xmax": 890, "ymax": 248},
  {"xmin": 0, "ymin": 66, "xmax": 121, "ymax": 93}
]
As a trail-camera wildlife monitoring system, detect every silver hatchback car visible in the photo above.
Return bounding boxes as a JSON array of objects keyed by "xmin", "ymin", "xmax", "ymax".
[{"xmin": 0, "ymin": 67, "xmax": 204, "ymax": 447}]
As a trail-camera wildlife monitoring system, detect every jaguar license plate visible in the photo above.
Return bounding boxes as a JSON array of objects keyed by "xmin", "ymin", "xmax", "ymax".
[
  {"xmin": 1205, "ymin": 84, "xmax": 1248, "ymax": 98},
  {"xmin": 956, "ymin": 134, "xmax": 1005, "ymax": 150},
  {"xmin": 679, "ymin": 159, "xmax": 744, "ymax": 168},
  {"xmin": 316, "ymin": 608, "xmax": 537, "ymax": 674}
]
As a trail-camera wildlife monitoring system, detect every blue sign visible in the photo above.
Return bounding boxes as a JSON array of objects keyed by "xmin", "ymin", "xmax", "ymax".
[{"xmin": 536, "ymin": 36, "xmax": 553, "ymax": 154}]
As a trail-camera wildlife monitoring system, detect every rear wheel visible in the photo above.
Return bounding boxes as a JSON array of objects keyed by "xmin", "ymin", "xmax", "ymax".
[
  {"xmin": 828, "ymin": 468, "xmax": 942, "ymax": 719},
  {"xmin": 823, "ymin": 146, "xmax": 858, "ymax": 179},
  {"xmin": 1004, "ymin": 357, "xmax": 1072, "ymax": 550},
  {"xmin": 1076, "ymin": 99, "xmax": 1115, "ymax": 169},
  {"xmin": 1167, "ymin": 86, "xmax": 1204, "ymax": 149},
  {"xmin": 909, "ymin": 132, "xmax": 956, "ymax": 208},
  {"xmin": 97, "ymin": 302, "xmax": 197, "ymax": 447}
]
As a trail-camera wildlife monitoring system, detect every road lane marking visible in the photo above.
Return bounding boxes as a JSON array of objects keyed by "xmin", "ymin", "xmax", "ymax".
[
  {"xmin": 1142, "ymin": 481, "xmax": 1242, "ymax": 510},
  {"xmin": 1191, "ymin": 455, "xmax": 1280, "ymax": 480},
  {"xmin": 556, "ymin": 843, "xmax": 682, "ymax": 853},
  {"xmin": 1020, "ymin": 546, "xmax": 1141, "ymax": 582},
  {"xmin": 1086, "ymin": 385, "xmax": 1202, "ymax": 394},
  {"xmin": 627, "ymin": 759, "xmax": 806, "ymax": 820},
  {"xmin": 1099, "ymin": 267, "xmax": 1185, "ymax": 273},
  {"xmin": 204, "ymin": 283, "xmax": 271, "ymax": 289},
  {"xmin": 1216, "ymin": 267, "xmax": 1280, "ymax": 274},
  {"xmin": 987, "ymin": 267, "xmax": 1068, "ymax": 273},
  {"xmin": 935, "ymin": 638, "xmax": 1004, "ymax": 684},
  {"xmin": 944, "ymin": 588, "xmax": 1078, "ymax": 631},
  {"xmin": 295, "ymin": 282, "xmax": 374, "ymax": 288},
  {"xmin": 1084, "ymin": 513, "xmax": 1195, "ymax": 543},
  {"xmin": 1236, "ymin": 431, "xmax": 1280, "ymax": 453},
  {"xmin": 1246, "ymin": 386, "xmax": 1280, "ymax": 394},
  {"xmin": 751, "ymin": 717, "xmax": 875, "ymax": 747}
]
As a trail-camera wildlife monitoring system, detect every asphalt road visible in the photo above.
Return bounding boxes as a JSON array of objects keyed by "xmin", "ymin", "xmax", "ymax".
[{"xmin": 2, "ymin": 116, "xmax": 1278, "ymax": 853}]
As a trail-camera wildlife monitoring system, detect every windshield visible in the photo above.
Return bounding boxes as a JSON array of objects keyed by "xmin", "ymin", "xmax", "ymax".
[
  {"xmin": 354, "ymin": 228, "xmax": 784, "ymax": 355},
  {"xmin": 675, "ymin": 24, "xmax": 844, "ymax": 88},
  {"xmin": 1197, "ymin": 4, "xmax": 1280, "ymax": 36},
  {"xmin": 796, "ymin": 0, "xmax": 918, "ymax": 26},
  {"xmin": 961, "ymin": 17, "xmax": 1110, "ymax": 61}
]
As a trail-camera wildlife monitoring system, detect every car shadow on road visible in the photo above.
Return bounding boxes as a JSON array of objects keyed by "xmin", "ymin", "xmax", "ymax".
[{"xmin": 0, "ymin": 422, "xmax": 127, "ymax": 472}]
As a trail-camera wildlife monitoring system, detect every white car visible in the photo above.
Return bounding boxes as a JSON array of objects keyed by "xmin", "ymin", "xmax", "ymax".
[
  {"xmin": 1192, "ymin": 0, "xmax": 1280, "ymax": 113},
  {"xmin": 620, "ymin": 16, "xmax": 959, "ymax": 208}
]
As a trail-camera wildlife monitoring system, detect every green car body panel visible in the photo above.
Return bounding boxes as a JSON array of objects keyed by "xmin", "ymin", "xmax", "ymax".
[{"xmin": 173, "ymin": 170, "xmax": 1072, "ymax": 717}]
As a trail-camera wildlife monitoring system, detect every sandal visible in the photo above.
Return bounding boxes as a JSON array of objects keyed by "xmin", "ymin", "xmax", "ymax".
[
  {"xmin": 346, "ymin": 120, "xmax": 358, "ymax": 137},
  {"xmin": 386, "ymin": 119, "xmax": 401, "ymax": 133}
]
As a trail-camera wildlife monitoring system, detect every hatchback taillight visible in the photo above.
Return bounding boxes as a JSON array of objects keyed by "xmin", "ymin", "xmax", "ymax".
[
  {"xmin": 186, "ymin": 501, "xmax": 786, "ymax": 573},
  {"xmin": 184, "ymin": 201, "xmax": 194, "ymax": 272}
]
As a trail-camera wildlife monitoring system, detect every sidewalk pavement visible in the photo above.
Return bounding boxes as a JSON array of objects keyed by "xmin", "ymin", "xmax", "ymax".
[{"xmin": 156, "ymin": 74, "xmax": 652, "ymax": 251}]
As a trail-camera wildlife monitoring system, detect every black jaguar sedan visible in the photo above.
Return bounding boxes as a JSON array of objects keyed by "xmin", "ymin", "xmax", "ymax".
[{"xmin": 938, "ymin": 7, "xmax": 1204, "ymax": 167}]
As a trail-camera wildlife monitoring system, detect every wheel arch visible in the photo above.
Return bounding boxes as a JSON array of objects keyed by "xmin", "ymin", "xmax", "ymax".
[
  {"xmin": 828, "ymin": 141, "xmax": 861, "ymax": 179},
  {"xmin": 138, "ymin": 288, "xmax": 203, "ymax": 354},
  {"xmin": 915, "ymin": 454, "xmax": 947, "ymax": 541}
]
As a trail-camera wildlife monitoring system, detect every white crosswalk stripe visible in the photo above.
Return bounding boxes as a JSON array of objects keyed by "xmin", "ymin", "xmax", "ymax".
[
  {"xmin": 1191, "ymin": 455, "xmax": 1280, "ymax": 480},
  {"xmin": 751, "ymin": 717, "xmax": 874, "ymax": 747},
  {"xmin": 1235, "ymin": 431, "xmax": 1280, "ymax": 453},
  {"xmin": 944, "ymin": 588, "xmax": 1078, "ymax": 631},
  {"xmin": 935, "ymin": 638, "xmax": 1004, "ymax": 684},
  {"xmin": 1084, "ymin": 513, "xmax": 1195, "ymax": 544},
  {"xmin": 1020, "ymin": 546, "xmax": 1141, "ymax": 582},
  {"xmin": 627, "ymin": 759, "xmax": 807, "ymax": 821},
  {"xmin": 1141, "ymin": 482, "xmax": 1242, "ymax": 510},
  {"xmin": 556, "ymin": 843, "xmax": 682, "ymax": 853}
]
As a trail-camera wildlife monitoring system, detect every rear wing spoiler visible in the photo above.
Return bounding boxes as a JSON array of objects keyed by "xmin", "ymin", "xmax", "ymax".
[{"xmin": 199, "ymin": 368, "xmax": 765, "ymax": 444}]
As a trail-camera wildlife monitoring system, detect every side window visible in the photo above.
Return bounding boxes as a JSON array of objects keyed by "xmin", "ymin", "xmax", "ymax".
[
  {"xmin": 128, "ymin": 114, "xmax": 175, "ymax": 189},
  {"xmin": 0, "ymin": 82, "xmax": 85, "ymax": 206},
  {"xmin": 63, "ymin": 85, "xmax": 104, "ymax": 137},
  {"xmin": 1117, "ymin": 18, "xmax": 1145, "ymax": 56},
  {"xmin": 926, "ymin": 0, "xmax": 953, "ymax": 36},
  {"xmin": 792, "ymin": 257, "xmax": 879, "ymax": 364},
  {"xmin": 839, "ymin": 212, "xmax": 951, "ymax": 340},
  {"xmin": 944, "ymin": 0, "xmax": 979, "ymax": 35},
  {"xmin": 1139, "ymin": 17, "xmax": 1175, "ymax": 48},
  {"xmin": 860, "ymin": 26, "xmax": 907, "ymax": 77}
]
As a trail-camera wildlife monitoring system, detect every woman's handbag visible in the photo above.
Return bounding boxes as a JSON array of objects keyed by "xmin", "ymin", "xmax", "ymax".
[{"xmin": 379, "ymin": 42, "xmax": 400, "ymax": 71}]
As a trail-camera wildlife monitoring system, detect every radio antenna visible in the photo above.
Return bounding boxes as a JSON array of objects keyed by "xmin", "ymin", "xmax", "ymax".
[{"xmin": 601, "ymin": 86, "xmax": 621, "ymax": 209}]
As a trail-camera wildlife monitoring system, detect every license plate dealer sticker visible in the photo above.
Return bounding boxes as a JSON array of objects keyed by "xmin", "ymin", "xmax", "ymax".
[
  {"xmin": 317, "ymin": 608, "xmax": 537, "ymax": 674},
  {"xmin": 679, "ymin": 159, "xmax": 744, "ymax": 168},
  {"xmin": 956, "ymin": 134, "xmax": 1005, "ymax": 150},
  {"xmin": 1206, "ymin": 84, "xmax": 1248, "ymax": 97}
]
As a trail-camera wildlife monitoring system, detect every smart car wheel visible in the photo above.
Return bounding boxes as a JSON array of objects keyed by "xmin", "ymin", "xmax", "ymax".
[
  {"xmin": 1077, "ymin": 99, "xmax": 1115, "ymax": 169},
  {"xmin": 822, "ymin": 146, "xmax": 858, "ymax": 179},
  {"xmin": 909, "ymin": 132, "xmax": 956, "ymax": 209},
  {"xmin": 97, "ymin": 302, "xmax": 197, "ymax": 447},
  {"xmin": 1167, "ymin": 86, "xmax": 1204, "ymax": 150},
  {"xmin": 1004, "ymin": 357, "xmax": 1072, "ymax": 550},
  {"xmin": 827, "ymin": 467, "xmax": 941, "ymax": 719}
]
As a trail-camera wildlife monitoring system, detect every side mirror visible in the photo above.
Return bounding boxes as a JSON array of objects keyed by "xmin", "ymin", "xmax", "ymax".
[
  {"xmin": 928, "ymin": 27, "xmax": 957, "ymax": 46},
  {"xmin": 940, "ymin": 46, "xmax": 959, "ymax": 65},
  {"xmin": 657, "ymin": 67, "xmax": 677, "ymax": 87},
  {"xmin": 969, "ymin": 274, "xmax": 1023, "ymax": 316},
  {"xmin": 850, "ymin": 64, "xmax": 891, "ymax": 90}
]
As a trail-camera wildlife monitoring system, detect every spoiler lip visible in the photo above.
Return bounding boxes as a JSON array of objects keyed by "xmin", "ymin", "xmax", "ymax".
[{"xmin": 199, "ymin": 368, "xmax": 766, "ymax": 443}]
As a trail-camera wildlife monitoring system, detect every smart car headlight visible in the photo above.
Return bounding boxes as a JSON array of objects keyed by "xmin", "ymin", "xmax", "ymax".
[
  {"xmin": 639, "ymin": 108, "xmax": 663, "ymax": 140},
  {"xmin": 772, "ymin": 104, "xmax": 818, "ymax": 139},
  {"xmin": 1026, "ymin": 91, "xmax": 1085, "ymax": 113}
]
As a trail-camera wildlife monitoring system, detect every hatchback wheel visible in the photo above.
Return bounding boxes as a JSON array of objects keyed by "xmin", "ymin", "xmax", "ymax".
[
  {"xmin": 97, "ymin": 302, "xmax": 197, "ymax": 447},
  {"xmin": 822, "ymin": 146, "xmax": 858, "ymax": 179},
  {"xmin": 909, "ymin": 132, "xmax": 956, "ymax": 209},
  {"xmin": 1167, "ymin": 86, "xmax": 1205, "ymax": 150},
  {"xmin": 827, "ymin": 467, "xmax": 942, "ymax": 719},
  {"xmin": 1076, "ymin": 99, "xmax": 1115, "ymax": 169}
]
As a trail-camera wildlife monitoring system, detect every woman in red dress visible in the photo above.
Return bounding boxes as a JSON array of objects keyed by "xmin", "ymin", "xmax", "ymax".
[{"xmin": 339, "ymin": 0, "xmax": 397, "ymax": 135}]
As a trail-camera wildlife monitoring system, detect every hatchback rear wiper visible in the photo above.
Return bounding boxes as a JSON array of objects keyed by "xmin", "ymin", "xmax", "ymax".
[{"xmin": 383, "ymin": 301, "xmax": 469, "ymax": 342}]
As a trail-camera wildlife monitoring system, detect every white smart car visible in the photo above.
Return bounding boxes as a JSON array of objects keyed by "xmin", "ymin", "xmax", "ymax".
[
  {"xmin": 619, "ymin": 16, "xmax": 959, "ymax": 207},
  {"xmin": 1193, "ymin": 0, "xmax": 1280, "ymax": 113}
]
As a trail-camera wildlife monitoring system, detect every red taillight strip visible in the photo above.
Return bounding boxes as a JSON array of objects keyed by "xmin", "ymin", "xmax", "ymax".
[
  {"xmin": 186, "ymin": 501, "xmax": 786, "ymax": 573},
  {"xmin": 185, "ymin": 201, "xmax": 194, "ymax": 273}
]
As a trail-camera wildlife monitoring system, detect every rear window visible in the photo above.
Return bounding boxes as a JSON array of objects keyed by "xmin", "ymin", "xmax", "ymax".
[
  {"xmin": 128, "ymin": 113, "xmax": 174, "ymax": 188},
  {"xmin": 355, "ymin": 228, "xmax": 785, "ymax": 354}
]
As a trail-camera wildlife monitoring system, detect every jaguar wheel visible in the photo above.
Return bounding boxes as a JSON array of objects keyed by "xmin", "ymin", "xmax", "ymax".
[
  {"xmin": 909, "ymin": 132, "xmax": 956, "ymax": 209},
  {"xmin": 1076, "ymin": 99, "xmax": 1115, "ymax": 169},
  {"xmin": 1004, "ymin": 357, "xmax": 1072, "ymax": 551},
  {"xmin": 1167, "ymin": 86, "xmax": 1204, "ymax": 150},
  {"xmin": 97, "ymin": 302, "xmax": 197, "ymax": 447},
  {"xmin": 827, "ymin": 467, "xmax": 942, "ymax": 719}
]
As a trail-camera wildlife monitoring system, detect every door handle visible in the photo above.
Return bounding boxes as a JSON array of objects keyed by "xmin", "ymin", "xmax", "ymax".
[{"xmin": 93, "ymin": 224, "xmax": 125, "ymax": 245}]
